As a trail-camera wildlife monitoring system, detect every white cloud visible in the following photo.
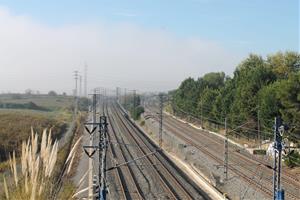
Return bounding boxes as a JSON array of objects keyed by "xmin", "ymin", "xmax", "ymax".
[{"xmin": 0, "ymin": 6, "xmax": 242, "ymax": 94}]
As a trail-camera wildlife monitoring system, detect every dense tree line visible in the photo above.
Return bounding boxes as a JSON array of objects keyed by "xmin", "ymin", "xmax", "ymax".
[{"xmin": 171, "ymin": 52, "xmax": 300, "ymax": 142}]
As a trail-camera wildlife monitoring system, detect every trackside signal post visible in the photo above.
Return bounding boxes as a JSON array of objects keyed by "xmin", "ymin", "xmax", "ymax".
[
  {"xmin": 273, "ymin": 117, "xmax": 286, "ymax": 200},
  {"xmin": 99, "ymin": 115, "xmax": 108, "ymax": 200},
  {"xmin": 83, "ymin": 116, "xmax": 108, "ymax": 200},
  {"xmin": 83, "ymin": 93, "xmax": 109, "ymax": 200}
]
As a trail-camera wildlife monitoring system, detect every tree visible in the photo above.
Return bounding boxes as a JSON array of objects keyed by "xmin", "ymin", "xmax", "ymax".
[
  {"xmin": 25, "ymin": 89, "xmax": 33, "ymax": 95},
  {"xmin": 173, "ymin": 77, "xmax": 199, "ymax": 115},
  {"xmin": 48, "ymin": 90, "xmax": 57, "ymax": 96},
  {"xmin": 267, "ymin": 51, "xmax": 300, "ymax": 79},
  {"xmin": 258, "ymin": 83, "xmax": 281, "ymax": 129},
  {"xmin": 276, "ymin": 72, "xmax": 300, "ymax": 139},
  {"xmin": 230, "ymin": 54, "xmax": 276, "ymax": 126},
  {"xmin": 132, "ymin": 106, "xmax": 145, "ymax": 120},
  {"xmin": 212, "ymin": 77, "xmax": 234, "ymax": 122},
  {"xmin": 170, "ymin": 51, "xmax": 300, "ymax": 143},
  {"xmin": 202, "ymin": 72, "xmax": 225, "ymax": 89},
  {"xmin": 197, "ymin": 87, "xmax": 218, "ymax": 119}
]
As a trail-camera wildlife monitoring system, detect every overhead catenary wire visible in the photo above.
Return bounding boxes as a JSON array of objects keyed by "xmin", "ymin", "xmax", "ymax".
[
  {"xmin": 171, "ymin": 104, "xmax": 273, "ymax": 136},
  {"xmin": 173, "ymin": 98, "xmax": 281, "ymax": 129}
]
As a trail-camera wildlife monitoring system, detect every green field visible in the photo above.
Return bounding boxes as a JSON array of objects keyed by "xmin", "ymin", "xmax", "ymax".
[
  {"xmin": 0, "ymin": 94, "xmax": 75, "ymax": 111},
  {"xmin": 0, "ymin": 94, "xmax": 89, "ymax": 198},
  {"xmin": 0, "ymin": 94, "xmax": 78, "ymax": 163}
]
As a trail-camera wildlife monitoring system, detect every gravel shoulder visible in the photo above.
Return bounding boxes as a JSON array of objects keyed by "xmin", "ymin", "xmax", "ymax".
[{"xmin": 138, "ymin": 112, "xmax": 269, "ymax": 200}]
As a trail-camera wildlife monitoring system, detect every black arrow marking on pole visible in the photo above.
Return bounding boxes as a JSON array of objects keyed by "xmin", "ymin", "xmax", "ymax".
[
  {"xmin": 83, "ymin": 145, "xmax": 99, "ymax": 158},
  {"xmin": 84, "ymin": 148, "xmax": 96, "ymax": 158},
  {"xmin": 84, "ymin": 126, "xmax": 97, "ymax": 135}
]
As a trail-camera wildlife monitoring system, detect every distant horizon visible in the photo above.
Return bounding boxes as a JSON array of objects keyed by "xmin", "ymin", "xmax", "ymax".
[
  {"xmin": 1, "ymin": 50, "xmax": 299, "ymax": 94},
  {"xmin": 0, "ymin": 1, "xmax": 298, "ymax": 93}
]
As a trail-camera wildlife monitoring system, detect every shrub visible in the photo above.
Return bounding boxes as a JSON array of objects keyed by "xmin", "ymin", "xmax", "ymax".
[
  {"xmin": 284, "ymin": 150, "xmax": 300, "ymax": 168},
  {"xmin": 2, "ymin": 129, "xmax": 82, "ymax": 200},
  {"xmin": 0, "ymin": 111, "xmax": 67, "ymax": 162}
]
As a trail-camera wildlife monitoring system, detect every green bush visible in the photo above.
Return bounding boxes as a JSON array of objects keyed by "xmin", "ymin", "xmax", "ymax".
[
  {"xmin": 284, "ymin": 150, "xmax": 300, "ymax": 168},
  {"xmin": 131, "ymin": 106, "xmax": 144, "ymax": 120}
]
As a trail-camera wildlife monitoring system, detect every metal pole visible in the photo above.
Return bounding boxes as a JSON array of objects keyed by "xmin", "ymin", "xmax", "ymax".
[
  {"xmin": 87, "ymin": 93, "xmax": 97, "ymax": 200},
  {"xmin": 99, "ymin": 116, "xmax": 108, "ymax": 200},
  {"xmin": 74, "ymin": 71, "xmax": 79, "ymax": 115},
  {"xmin": 277, "ymin": 149, "xmax": 282, "ymax": 191},
  {"xmin": 99, "ymin": 116, "xmax": 102, "ymax": 199},
  {"xmin": 133, "ymin": 90, "xmax": 136, "ymax": 118},
  {"xmin": 93, "ymin": 93, "xmax": 96, "ymax": 124},
  {"xmin": 124, "ymin": 88, "xmax": 127, "ymax": 107},
  {"xmin": 116, "ymin": 87, "xmax": 119, "ymax": 102},
  {"xmin": 84, "ymin": 63, "xmax": 87, "ymax": 97},
  {"xmin": 102, "ymin": 89, "xmax": 106, "ymax": 116},
  {"xmin": 159, "ymin": 93, "xmax": 163, "ymax": 149},
  {"xmin": 99, "ymin": 90, "xmax": 102, "ymax": 114},
  {"xmin": 273, "ymin": 117, "xmax": 278, "ymax": 200},
  {"xmin": 201, "ymin": 98, "xmax": 203, "ymax": 127},
  {"xmin": 224, "ymin": 117, "xmax": 228, "ymax": 181},
  {"xmin": 273, "ymin": 151, "xmax": 277, "ymax": 200},
  {"xmin": 74, "ymin": 71, "xmax": 78, "ymax": 97},
  {"xmin": 258, "ymin": 109, "xmax": 260, "ymax": 148},
  {"xmin": 95, "ymin": 88, "xmax": 100, "ymax": 112},
  {"xmin": 79, "ymin": 75, "xmax": 82, "ymax": 97}
]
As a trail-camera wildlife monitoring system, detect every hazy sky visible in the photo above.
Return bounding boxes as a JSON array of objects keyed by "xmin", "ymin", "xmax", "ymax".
[{"xmin": 0, "ymin": 0, "xmax": 298, "ymax": 94}]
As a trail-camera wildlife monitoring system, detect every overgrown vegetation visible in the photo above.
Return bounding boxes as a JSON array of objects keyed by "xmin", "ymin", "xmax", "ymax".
[
  {"xmin": 0, "ymin": 102, "xmax": 49, "ymax": 111},
  {"xmin": 0, "ymin": 93, "xmax": 87, "ymax": 197},
  {"xmin": 0, "ymin": 93, "xmax": 87, "ymax": 163},
  {"xmin": 0, "ymin": 111, "xmax": 68, "ymax": 162},
  {"xmin": 122, "ymin": 94, "xmax": 145, "ymax": 120},
  {"xmin": 140, "ymin": 120, "xmax": 145, "ymax": 126},
  {"xmin": 171, "ymin": 52, "xmax": 300, "ymax": 144},
  {"xmin": 284, "ymin": 150, "xmax": 300, "ymax": 168},
  {"xmin": 0, "ymin": 94, "xmax": 74, "ymax": 111},
  {"xmin": 76, "ymin": 97, "xmax": 91, "ymax": 112},
  {"xmin": 1, "ymin": 128, "xmax": 82, "ymax": 200}
]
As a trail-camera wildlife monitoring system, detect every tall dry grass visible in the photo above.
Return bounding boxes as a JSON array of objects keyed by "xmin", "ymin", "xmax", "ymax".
[{"xmin": 3, "ymin": 128, "xmax": 81, "ymax": 200}]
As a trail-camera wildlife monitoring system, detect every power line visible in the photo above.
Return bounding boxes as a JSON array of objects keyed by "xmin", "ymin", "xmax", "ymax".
[
  {"xmin": 74, "ymin": 70, "xmax": 79, "ymax": 115},
  {"xmin": 74, "ymin": 71, "xmax": 79, "ymax": 97},
  {"xmin": 79, "ymin": 75, "xmax": 82, "ymax": 97},
  {"xmin": 84, "ymin": 63, "xmax": 88, "ymax": 97},
  {"xmin": 172, "ymin": 104, "xmax": 272, "ymax": 136},
  {"xmin": 133, "ymin": 89, "xmax": 136, "ymax": 118}
]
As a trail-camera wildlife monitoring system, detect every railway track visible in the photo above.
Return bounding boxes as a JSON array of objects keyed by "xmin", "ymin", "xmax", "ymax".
[
  {"xmin": 107, "ymin": 114, "xmax": 144, "ymax": 199},
  {"xmin": 163, "ymin": 115, "xmax": 300, "ymax": 200},
  {"xmin": 108, "ymin": 102, "xmax": 210, "ymax": 199},
  {"xmin": 144, "ymin": 106, "xmax": 300, "ymax": 200},
  {"xmin": 164, "ymin": 112, "xmax": 299, "ymax": 185},
  {"xmin": 163, "ymin": 121, "xmax": 274, "ymax": 197}
]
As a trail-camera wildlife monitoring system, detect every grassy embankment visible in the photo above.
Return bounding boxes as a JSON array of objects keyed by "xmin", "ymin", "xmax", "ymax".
[
  {"xmin": 0, "ymin": 94, "xmax": 87, "ymax": 198},
  {"xmin": 0, "ymin": 94, "xmax": 74, "ymax": 163}
]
